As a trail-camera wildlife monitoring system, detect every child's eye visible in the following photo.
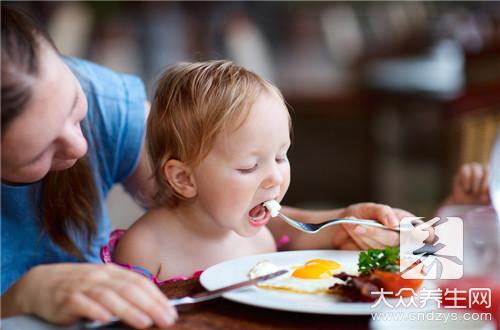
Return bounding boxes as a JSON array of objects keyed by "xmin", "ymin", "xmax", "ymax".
[
  {"xmin": 237, "ymin": 164, "xmax": 258, "ymax": 174},
  {"xmin": 276, "ymin": 155, "xmax": 288, "ymax": 163}
]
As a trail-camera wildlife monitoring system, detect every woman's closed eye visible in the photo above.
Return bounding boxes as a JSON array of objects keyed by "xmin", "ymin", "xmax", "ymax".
[{"xmin": 237, "ymin": 164, "xmax": 258, "ymax": 174}]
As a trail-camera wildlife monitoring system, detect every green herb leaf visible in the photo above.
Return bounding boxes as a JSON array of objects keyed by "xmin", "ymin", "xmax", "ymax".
[{"xmin": 358, "ymin": 247, "xmax": 400, "ymax": 275}]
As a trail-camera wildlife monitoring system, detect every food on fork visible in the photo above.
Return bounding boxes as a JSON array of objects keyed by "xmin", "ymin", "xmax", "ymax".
[
  {"xmin": 329, "ymin": 247, "xmax": 423, "ymax": 302},
  {"xmin": 263, "ymin": 200, "xmax": 281, "ymax": 217}
]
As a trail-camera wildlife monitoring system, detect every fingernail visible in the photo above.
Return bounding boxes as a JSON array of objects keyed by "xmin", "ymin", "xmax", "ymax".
[
  {"xmin": 164, "ymin": 307, "xmax": 178, "ymax": 321},
  {"xmin": 137, "ymin": 315, "xmax": 153, "ymax": 328},
  {"xmin": 355, "ymin": 226, "xmax": 367, "ymax": 235},
  {"xmin": 161, "ymin": 313, "xmax": 175, "ymax": 326},
  {"xmin": 389, "ymin": 214, "xmax": 399, "ymax": 227},
  {"xmin": 97, "ymin": 311, "xmax": 112, "ymax": 322},
  {"xmin": 169, "ymin": 307, "xmax": 178, "ymax": 319}
]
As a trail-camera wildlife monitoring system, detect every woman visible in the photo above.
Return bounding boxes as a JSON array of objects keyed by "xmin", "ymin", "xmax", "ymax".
[{"xmin": 1, "ymin": 6, "xmax": 409, "ymax": 329}]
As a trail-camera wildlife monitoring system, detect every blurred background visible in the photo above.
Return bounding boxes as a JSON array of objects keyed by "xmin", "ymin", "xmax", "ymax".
[{"xmin": 7, "ymin": 1, "xmax": 500, "ymax": 228}]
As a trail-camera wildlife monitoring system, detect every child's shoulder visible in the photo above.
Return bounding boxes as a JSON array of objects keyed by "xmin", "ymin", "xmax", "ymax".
[
  {"xmin": 124, "ymin": 210, "xmax": 165, "ymax": 238},
  {"xmin": 113, "ymin": 211, "xmax": 168, "ymax": 269}
]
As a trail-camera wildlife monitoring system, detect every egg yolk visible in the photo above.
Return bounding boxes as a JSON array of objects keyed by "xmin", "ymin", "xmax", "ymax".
[{"xmin": 292, "ymin": 259, "xmax": 341, "ymax": 279}]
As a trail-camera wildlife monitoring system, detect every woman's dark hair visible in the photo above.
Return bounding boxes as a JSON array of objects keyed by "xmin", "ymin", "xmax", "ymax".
[{"xmin": 1, "ymin": 6, "xmax": 98, "ymax": 259}]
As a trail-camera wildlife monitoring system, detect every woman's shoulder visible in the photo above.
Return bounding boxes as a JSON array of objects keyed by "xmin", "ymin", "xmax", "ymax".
[
  {"xmin": 64, "ymin": 57, "xmax": 146, "ymax": 102},
  {"xmin": 64, "ymin": 58, "xmax": 147, "ymax": 186}
]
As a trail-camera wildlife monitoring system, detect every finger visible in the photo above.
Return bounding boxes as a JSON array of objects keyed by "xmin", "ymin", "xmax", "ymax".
[
  {"xmin": 393, "ymin": 208, "xmax": 415, "ymax": 219},
  {"xmin": 108, "ymin": 266, "xmax": 177, "ymax": 327},
  {"xmin": 331, "ymin": 225, "xmax": 351, "ymax": 249},
  {"xmin": 63, "ymin": 292, "xmax": 112, "ymax": 324},
  {"xmin": 110, "ymin": 279, "xmax": 177, "ymax": 328},
  {"xmin": 479, "ymin": 192, "xmax": 491, "ymax": 205},
  {"xmin": 115, "ymin": 266, "xmax": 174, "ymax": 312},
  {"xmin": 470, "ymin": 163, "xmax": 483, "ymax": 195},
  {"xmin": 88, "ymin": 287, "xmax": 153, "ymax": 329},
  {"xmin": 479, "ymin": 164, "xmax": 490, "ymax": 196},
  {"xmin": 372, "ymin": 204, "xmax": 399, "ymax": 228},
  {"xmin": 339, "ymin": 240, "xmax": 360, "ymax": 250},
  {"xmin": 359, "ymin": 226, "xmax": 400, "ymax": 247},
  {"xmin": 342, "ymin": 224, "xmax": 371, "ymax": 250},
  {"xmin": 354, "ymin": 231, "xmax": 386, "ymax": 249},
  {"xmin": 360, "ymin": 237, "xmax": 386, "ymax": 249},
  {"xmin": 456, "ymin": 164, "xmax": 472, "ymax": 193},
  {"xmin": 135, "ymin": 278, "xmax": 177, "ymax": 321},
  {"xmin": 350, "ymin": 203, "xmax": 397, "ymax": 227}
]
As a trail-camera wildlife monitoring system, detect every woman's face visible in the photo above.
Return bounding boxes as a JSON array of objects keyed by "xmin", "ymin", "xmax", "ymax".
[
  {"xmin": 192, "ymin": 90, "xmax": 291, "ymax": 237},
  {"xmin": 1, "ymin": 45, "xmax": 88, "ymax": 183}
]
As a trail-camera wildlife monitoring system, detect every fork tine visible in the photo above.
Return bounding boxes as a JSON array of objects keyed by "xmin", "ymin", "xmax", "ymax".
[{"xmin": 277, "ymin": 213, "xmax": 309, "ymax": 232}]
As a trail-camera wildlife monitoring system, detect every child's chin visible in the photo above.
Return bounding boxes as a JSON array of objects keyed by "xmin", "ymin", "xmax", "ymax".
[{"xmin": 237, "ymin": 225, "xmax": 263, "ymax": 238}]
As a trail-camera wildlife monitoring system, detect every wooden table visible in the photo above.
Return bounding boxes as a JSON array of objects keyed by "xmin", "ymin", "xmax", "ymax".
[
  {"xmin": 1, "ymin": 277, "xmax": 371, "ymax": 330},
  {"xmin": 158, "ymin": 278, "xmax": 370, "ymax": 330}
]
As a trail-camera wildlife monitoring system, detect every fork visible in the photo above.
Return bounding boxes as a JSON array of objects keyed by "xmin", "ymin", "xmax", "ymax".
[{"xmin": 276, "ymin": 212, "xmax": 405, "ymax": 234}]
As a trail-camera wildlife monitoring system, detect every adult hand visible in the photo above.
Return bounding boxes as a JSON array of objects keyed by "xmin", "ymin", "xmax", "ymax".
[
  {"xmin": 2, "ymin": 263, "xmax": 177, "ymax": 329},
  {"xmin": 333, "ymin": 202, "xmax": 414, "ymax": 250}
]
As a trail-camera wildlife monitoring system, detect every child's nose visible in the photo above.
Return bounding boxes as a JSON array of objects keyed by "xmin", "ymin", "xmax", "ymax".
[{"xmin": 261, "ymin": 163, "xmax": 283, "ymax": 190}]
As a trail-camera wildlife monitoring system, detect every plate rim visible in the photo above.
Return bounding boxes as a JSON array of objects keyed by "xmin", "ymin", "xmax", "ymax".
[{"xmin": 199, "ymin": 249, "xmax": 376, "ymax": 315}]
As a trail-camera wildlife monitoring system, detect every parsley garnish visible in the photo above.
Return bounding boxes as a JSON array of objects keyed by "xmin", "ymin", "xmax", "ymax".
[{"xmin": 358, "ymin": 247, "xmax": 400, "ymax": 275}]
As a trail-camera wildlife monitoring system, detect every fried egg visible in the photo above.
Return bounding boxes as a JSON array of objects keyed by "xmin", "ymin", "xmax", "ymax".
[{"xmin": 248, "ymin": 259, "xmax": 347, "ymax": 294}]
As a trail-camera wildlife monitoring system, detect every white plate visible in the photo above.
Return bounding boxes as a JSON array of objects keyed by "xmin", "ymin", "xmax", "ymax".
[{"xmin": 200, "ymin": 250, "xmax": 379, "ymax": 315}]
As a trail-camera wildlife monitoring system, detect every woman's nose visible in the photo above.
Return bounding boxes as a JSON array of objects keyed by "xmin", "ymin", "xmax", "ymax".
[
  {"xmin": 57, "ymin": 123, "xmax": 88, "ymax": 159},
  {"xmin": 261, "ymin": 163, "xmax": 283, "ymax": 190}
]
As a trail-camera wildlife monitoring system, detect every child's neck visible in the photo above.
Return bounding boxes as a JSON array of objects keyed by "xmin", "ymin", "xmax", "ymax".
[{"xmin": 165, "ymin": 203, "xmax": 235, "ymax": 241}]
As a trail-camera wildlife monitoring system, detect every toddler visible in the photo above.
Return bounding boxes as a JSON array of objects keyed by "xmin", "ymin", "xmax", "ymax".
[
  {"xmin": 101, "ymin": 61, "xmax": 405, "ymax": 284},
  {"xmin": 103, "ymin": 61, "xmax": 291, "ymax": 283}
]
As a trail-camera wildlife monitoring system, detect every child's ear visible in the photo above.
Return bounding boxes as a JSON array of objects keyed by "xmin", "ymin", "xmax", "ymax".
[{"xmin": 163, "ymin": 159, "xmax": 197, "ymax": 199}]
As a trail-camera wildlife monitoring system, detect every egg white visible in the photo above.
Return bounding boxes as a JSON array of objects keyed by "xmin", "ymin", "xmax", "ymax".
[{"xmin": 248, "ymin": 260, "xmax": 347, "ymax": 294}]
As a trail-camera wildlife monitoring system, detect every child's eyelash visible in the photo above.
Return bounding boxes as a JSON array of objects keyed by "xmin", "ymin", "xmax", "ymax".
[
  {"xmin": 238, "ymin": 164, "xmax": 258, "ymax": 174},
  {"xmin": 276, "ymin": 155, "xmax": 288, "ymax": 163}
]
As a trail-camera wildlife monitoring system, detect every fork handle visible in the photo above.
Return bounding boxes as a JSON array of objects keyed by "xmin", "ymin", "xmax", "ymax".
[{"xmin": 328, "ymin": 218, "xmax": 401, "ymax": 232}]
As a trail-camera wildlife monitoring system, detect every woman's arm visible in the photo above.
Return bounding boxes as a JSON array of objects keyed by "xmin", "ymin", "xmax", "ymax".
[
  {"xmin": 1, "ymin": 263, "xmax": 176, "ymax": 328},
  {"xmin": 122, "ymin": 102, "xmax": 156, "ymax": 209}
]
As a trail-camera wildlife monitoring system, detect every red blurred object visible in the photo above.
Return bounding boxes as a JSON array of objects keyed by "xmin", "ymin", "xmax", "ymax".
[
  {"xmin": 440, "ymin": 276, "xmax": 500, "ymax": 326},
  {"xmin": 372, "ymin": 270, "xmax": 424, "ymax": 297}
]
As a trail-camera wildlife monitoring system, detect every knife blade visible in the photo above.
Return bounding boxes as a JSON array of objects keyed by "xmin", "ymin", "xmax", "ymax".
[
  {"xmin": 170, "ymin": 268, "xmax": 288, "ymax": 306},
  {"xmin": 85, "ymin": 269, "xmax": 288, "ymax": 329}
]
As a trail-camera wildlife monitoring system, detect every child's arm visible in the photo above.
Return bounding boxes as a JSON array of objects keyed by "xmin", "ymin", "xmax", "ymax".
[{"xmin": 443, "ymin": 163, "xmax": 490, "ymax": 205}]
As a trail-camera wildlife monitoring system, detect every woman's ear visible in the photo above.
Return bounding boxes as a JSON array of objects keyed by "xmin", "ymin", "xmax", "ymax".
[{"xmin": 163, "ymin": 159, "xmax": 197, "ymax": 199}]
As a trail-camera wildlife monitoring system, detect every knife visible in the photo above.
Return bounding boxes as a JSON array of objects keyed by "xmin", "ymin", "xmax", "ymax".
[{"xmin": 85, "ymin": 269, "xmax": 288, "ymax": 329}]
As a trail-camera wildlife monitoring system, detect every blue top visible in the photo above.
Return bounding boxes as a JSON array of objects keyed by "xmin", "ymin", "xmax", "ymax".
[{"xmin": 1, "ymin": 58, "xmax": 146, "ymax": 294}]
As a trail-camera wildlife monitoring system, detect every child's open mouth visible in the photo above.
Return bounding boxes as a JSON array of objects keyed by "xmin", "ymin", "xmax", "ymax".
[{"xmin": 248, "ymin": 203, "xmax": 270, "ymax": 227}]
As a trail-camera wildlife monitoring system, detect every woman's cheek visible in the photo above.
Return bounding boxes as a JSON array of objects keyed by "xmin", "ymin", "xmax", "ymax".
[{"xmin": 21, "ymin": 160, "xmax": 51, "ymax": 182}]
